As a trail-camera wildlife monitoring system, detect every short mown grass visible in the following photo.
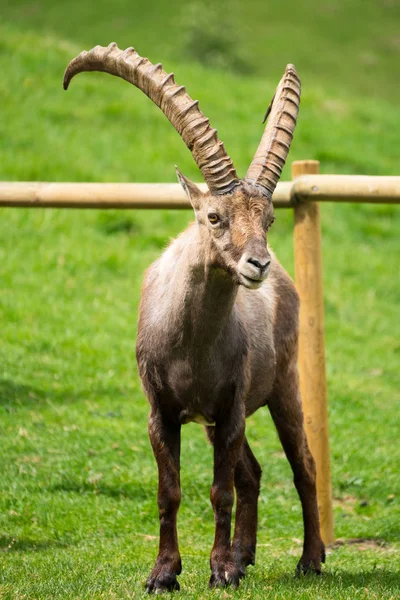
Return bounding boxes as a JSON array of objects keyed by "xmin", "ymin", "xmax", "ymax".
[{"xmin": 0, "ymin": 2, "xmax": 399, "ymax": 598}]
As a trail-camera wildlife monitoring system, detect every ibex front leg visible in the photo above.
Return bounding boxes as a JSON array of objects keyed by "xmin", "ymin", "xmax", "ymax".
[
  {"xmin": 208, "ymin": 405, "xmax": 245, "ymax": 589},
  {"xmin": 146, "ymin": 409, "xmax": 181, "ymax": 593}
]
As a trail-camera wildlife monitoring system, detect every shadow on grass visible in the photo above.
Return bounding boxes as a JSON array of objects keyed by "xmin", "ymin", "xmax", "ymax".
[
  {"xmin": 0, "ymin": 536, "xmax": 68, "ymax": 553},
  {"xmin": 50, "ymin": 479, "xmax": 152, "ymax": 502},
  {"xmin": 274, "ymin": 566, "xmax": 400, "ymax": 591},
  {"xmin": 0, "ymin": 378, "xmax": 131, "ymax": 409},
  {"xmin": 0, "ymin": 379, "xmax": 45, "ymax": 407},
  {"xmin": 328, "ymin": 569, "xmax": 400, "ymax": 588}
]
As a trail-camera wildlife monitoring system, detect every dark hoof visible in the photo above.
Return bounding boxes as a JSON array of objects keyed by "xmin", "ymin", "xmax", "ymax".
[
  {"xmin": 295, "ymin": 544, "xmax": 326, "ymax": 576},
  {"xmin": 235, "ymin": 555, "xmax": 255, "ymax": 580},
  {"xmin": 209, "ymin": 566, "xmax": 240, "ymax": 589},
  {"xmin": 233, "ymin": 544, "xmax": 256, "ymax": 580},
  {"xmin": 145, "ymin": 573, "xmax": 180, "ymax": 594}
]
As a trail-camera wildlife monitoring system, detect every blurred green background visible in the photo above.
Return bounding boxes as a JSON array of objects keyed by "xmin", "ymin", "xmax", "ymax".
[{"xmin": 0, "ymin": 1, "xmax": 399, "ymax": 598}]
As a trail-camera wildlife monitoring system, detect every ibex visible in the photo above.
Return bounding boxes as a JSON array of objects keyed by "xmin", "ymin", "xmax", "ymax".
[{"xmin": 64, "ymin": 43, "xmax": 325, "ymax": 592}]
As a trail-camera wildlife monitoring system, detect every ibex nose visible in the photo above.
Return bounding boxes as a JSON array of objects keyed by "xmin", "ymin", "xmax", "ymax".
[
  {"xmin": 238, "ymin": 243, "xmax": 271, "ymax": 288},
  {"xmin": 247, "ymin": 256, "xmax": 271, "ymax": 272}
]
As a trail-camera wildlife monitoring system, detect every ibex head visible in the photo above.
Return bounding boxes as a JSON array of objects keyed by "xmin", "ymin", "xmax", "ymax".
[{"xmin": 64, "ymin": 43, "xmax": 300, "ymax": 289}]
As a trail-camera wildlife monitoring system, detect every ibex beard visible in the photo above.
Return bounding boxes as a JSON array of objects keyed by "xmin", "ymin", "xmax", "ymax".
[{"xmin": 64, "ymin": 42, "xmax": 325, "ymax": 593}]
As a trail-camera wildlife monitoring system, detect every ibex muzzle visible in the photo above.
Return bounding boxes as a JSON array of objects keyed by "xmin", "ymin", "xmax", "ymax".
[{"xmin": 64, "ymin": 43, "xmax": 325, "ymax": 593}]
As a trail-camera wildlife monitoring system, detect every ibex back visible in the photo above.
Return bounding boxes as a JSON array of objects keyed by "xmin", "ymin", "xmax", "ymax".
[{"xmin": 64, "ymin": 42, "xmax": 325, "ymax": 592}]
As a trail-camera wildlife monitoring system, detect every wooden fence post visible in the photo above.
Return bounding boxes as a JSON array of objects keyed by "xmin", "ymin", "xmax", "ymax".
[{"xmin": 292, "ymin": 160, "xmax": 334, "ymax": 545}]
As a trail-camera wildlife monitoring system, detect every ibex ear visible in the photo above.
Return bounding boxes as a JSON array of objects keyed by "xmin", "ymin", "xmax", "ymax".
[{"xmin": 176, "ymin": 167, "xmax": 203, "ymax": 211}]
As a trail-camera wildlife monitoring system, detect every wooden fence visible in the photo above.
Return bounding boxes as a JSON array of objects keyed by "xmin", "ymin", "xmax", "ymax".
[{"xmin": 2, "ymin": 159, "xmax": 400, "ymax": 546}]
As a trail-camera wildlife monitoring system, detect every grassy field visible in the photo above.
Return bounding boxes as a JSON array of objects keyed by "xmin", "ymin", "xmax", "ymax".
[{"xmin": 1, "ymin": 1, "xmax": 400, "ymax": 598}]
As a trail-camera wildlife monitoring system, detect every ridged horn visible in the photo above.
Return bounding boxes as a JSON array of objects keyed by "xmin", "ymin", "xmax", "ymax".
[
  {"xmin": 245, "ymin": 65, "xmax": 301, "ymax": 198},
  {"xmin": 63, "ymin": 43, "xmax": 240, "ymax": 195}
]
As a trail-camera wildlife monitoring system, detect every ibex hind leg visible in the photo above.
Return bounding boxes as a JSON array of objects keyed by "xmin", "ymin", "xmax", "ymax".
[
  {"xmin": 232, "ymin": 437, "xmax": 262, "ymax": 578},
  {"xmin": 267, "ymin": 363, "xmax": 325, "ymax": 574},
  {"xmin": 206, "ymin": 431, "xmax": 261, "ymax": 580}
]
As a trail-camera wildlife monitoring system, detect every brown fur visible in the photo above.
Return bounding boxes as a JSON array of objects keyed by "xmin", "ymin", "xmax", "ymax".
[{"xmin": 136, "ymin": 179, "xmax": 325, "ymax": 592}]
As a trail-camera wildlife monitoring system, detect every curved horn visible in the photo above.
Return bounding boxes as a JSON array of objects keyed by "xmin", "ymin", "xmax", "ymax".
[
  {"xmin": 245, "ymin": 65, "xmax": 301, "ymax": 198},
  {"xmin": 64, "ymin": 43, "xmax": 240, "ymax": 195}
]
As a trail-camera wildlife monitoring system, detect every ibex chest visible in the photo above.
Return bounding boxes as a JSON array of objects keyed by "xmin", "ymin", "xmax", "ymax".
[{"xmin": 163, "ymin": 345, "xmax": 244, "ymax": 419}]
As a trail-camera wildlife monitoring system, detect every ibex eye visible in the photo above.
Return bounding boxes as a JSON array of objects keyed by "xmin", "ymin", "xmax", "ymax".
[{"xmin": 208, "ymin": 213, "xmax": 220, "ymax": 225}]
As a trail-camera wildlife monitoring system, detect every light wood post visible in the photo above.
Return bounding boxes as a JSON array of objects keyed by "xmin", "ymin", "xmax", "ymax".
[{"xmin": 292, "ymin": 160, "xmax": 334, "ymax": 545}]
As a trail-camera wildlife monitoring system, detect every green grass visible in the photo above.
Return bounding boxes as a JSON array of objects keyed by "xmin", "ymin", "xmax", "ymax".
[{"xmin": 1, "ymin": 1, "xmax": 400, "ymax": 598}]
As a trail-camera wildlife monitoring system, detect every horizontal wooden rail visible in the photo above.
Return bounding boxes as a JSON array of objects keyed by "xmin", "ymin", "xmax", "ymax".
[
  {"xmin": 292, "ymin": 175, "xmax": 400, "ymax": 204},
  {"xmin": 0, "ymin": 181, "xmax": 293, "ymax": 209},
  {"xmin": 1, "ymin": 176, "xmax": 400, "ymax": 209}
]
